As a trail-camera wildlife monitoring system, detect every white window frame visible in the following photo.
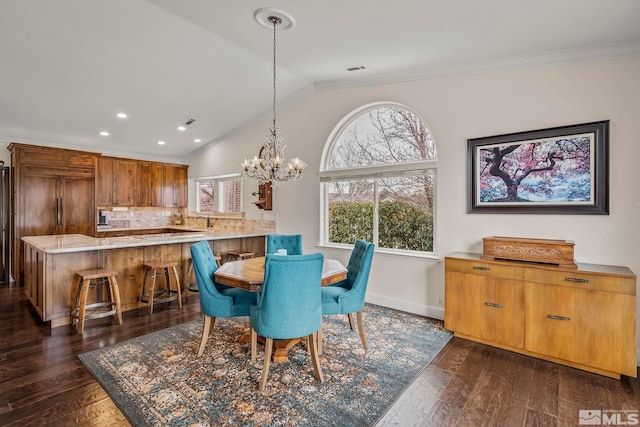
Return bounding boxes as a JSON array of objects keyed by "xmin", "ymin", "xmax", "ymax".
[
  {"xmin": 319, "ymin": 102, "xmax": 438, "ymax": 258},
  {"xmin": 194, "ymin": 173, "xmax": 243, "ymax": 214}
]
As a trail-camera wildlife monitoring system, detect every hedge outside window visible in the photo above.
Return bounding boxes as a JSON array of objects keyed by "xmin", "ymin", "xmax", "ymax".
[{"xmin": 320, "ymin": 103, "xmax": 437, "ymax": 254}]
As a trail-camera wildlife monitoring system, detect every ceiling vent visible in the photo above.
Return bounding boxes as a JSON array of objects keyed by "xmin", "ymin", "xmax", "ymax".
[
  {"xmin": 184, "ymin": 118, "xmax": 196, "ymax": 126},
  {"xmin": 346, "ymin": 66, "xmax": 366, "ymax": 72}
]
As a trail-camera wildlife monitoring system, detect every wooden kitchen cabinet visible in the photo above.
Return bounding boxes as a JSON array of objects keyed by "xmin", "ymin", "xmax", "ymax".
[
  {"xmin": 172, "ymin": 165, "xmax": 187, "ymax": 207},
  {"xmin": 444, "ymin": 252, "xmax": 637, "ymax": 378},
  {"xmin": 97, "ymin": 157, "xmax": 137, "ymax": 206},
  {"xmin": 161, "ymin": 164, "xmax": 187, "ymax": 207},
  {"xmin": 9, "ymin": 143, "xmax": 97, "ymax": 285},
  {"xmin": 137, "ymin": 162, "xmax": 187, "ymax": 207}
]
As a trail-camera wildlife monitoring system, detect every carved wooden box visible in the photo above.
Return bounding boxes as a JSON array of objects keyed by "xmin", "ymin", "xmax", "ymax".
[{"xmin": 482, "ymin": 236, "xmax": 577, "ymax": 268}]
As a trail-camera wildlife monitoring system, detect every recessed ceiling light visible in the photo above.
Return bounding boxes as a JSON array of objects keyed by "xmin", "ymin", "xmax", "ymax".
[
  {"xmin": 99, "ymin": 131, "xmax": 110, "ymax": 136},
  {"xmin": 194, "ymin": 138, "xmax": 202, "ymax": 143},
  {"xmin": 157, "ymin": 140, "xmax": 166, "ymax": 145},
  {"xmin": 116, "ymin": 112, "xmax": 128, "ymax": 119},
  {"xmin": 177, "ymin": 126, "xmax": 186, "ymax": 131}
]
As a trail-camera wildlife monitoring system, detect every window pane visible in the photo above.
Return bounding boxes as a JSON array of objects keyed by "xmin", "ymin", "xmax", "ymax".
[
  {"xmin": 378, "ymin": 173, "xmax": 434, "ymax": 252},
  {"xmin": 328, "ymin": 180, "xmax": 374, "ymax": 244},
  {"xmin": 218, "ymin": 179, "xmax": 241, "ymax": 213},
  {"xmin": 328, "ymin": 107, "xmax": 436, "ymax": 169},
  {"xmin": 198, "ymin": 182, "xmax": 214, "ymax": 212}
]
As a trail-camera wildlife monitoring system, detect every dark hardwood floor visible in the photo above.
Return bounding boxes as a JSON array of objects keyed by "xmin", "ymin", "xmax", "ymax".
[{"xmin": 1, "ymin": 285, "xmax": 638, "ymax": 426}]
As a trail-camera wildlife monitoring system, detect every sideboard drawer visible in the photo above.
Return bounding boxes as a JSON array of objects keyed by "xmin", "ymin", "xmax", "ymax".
[
  {"xmin": 445, "ymin": 257, "xmax": 523, "ymax": 280},
  {"xmin": 524, "ymin": 269, "xmax": 635, "ymax": 295}
]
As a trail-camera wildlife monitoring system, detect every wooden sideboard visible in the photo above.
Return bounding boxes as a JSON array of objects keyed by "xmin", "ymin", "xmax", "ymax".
[{"xmin": 444, "ymin": 252, "xmax": 637, "ymax": 379}]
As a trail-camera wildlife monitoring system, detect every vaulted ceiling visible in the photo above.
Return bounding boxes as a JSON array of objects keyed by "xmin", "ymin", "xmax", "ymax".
[{"xmin": 1, "ymin": 0, "xmax": 639, "ymax": 160}]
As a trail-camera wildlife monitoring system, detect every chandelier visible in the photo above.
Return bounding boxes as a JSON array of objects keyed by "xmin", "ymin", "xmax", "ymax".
[{"xmin": 241, "ymin": 10, "xmax": 306, "ymax": 186}]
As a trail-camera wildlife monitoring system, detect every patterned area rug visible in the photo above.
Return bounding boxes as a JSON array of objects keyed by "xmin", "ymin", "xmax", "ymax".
[{"xmin": 79, "ymin": 304, "xmax": 452, "ymax": 426}]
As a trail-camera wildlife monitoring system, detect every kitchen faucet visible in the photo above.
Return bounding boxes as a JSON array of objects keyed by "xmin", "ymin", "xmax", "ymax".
[{"xmin": 198, "ymin": 216, "xmax": 213, "ymax": 228}]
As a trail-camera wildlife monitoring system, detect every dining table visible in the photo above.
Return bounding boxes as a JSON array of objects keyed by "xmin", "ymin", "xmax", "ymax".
[{"xmin": 214, "ymin": 255, "xmax": 347, "ymax": 362}]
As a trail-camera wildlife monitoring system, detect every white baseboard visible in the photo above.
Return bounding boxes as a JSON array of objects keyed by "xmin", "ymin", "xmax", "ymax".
[{"xmin": 365, "ymin": 292, "xmax": 444, "ymax": 321}]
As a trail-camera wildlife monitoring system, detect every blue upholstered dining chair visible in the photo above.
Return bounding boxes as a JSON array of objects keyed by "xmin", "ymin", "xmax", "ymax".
[
  {"xmin": 190, "ymin": 241, "xmax": 257, "ymax": 357},
  {"xmin": 321, "ymin": 240, "xmax": 375, "ymax": 351},
  {"xmin": 250, "ymin": 253, "xmax": 324, "ymax": 392},
  {"xmin": 265, "ymin": 233, "xmax": 303, "ymax": 256}
]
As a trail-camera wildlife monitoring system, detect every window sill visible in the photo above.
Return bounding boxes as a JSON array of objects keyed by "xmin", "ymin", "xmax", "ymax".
[{"xmin": 317, "ymin": 243, "xmax": 439, "ymax": 261}]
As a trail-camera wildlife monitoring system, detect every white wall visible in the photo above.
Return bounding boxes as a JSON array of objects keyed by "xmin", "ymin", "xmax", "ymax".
[{"xmin": 188, "ymin": 56, "xmax": 640, "ymax": 352}]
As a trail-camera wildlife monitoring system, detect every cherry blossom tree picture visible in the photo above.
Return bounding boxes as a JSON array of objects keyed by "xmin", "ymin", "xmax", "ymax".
[{"xmin": 468, "ymin": 121, "xmax": 609, "ymax": 214}]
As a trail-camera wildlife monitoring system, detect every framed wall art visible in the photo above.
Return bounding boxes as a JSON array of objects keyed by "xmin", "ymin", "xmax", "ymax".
[{"xmin": 467, "ymin": 120, "xmax": 609, "ymax": 214}]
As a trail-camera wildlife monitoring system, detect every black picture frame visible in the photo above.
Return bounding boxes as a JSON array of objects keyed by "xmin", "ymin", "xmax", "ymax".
[{"xmin": 467, "ymin": 120, "xmax": 609, "ymax": 214}]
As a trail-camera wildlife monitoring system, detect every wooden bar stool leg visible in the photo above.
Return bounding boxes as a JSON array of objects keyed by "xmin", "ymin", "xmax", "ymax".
[
  {"xmin": 139, "ymin": 268, "xmax": 147, "ymax": 310},
  {"xmin": 108, "ymin": 275, "xmax": 123, "ymax": 325},
  {"xmin": 77, "ymin": 278, "xmax": 91, "ymax": 334},
  {"xmin": 184, "ymin": 259, "xmax": 193, "ymax": 300},
  {"xmin": 149, "ymin": 268, "xmax": 157, "ymax": 314},
  {"xmin": 171, "ymin": 265, "xmax": 182, "ymax": 309}
]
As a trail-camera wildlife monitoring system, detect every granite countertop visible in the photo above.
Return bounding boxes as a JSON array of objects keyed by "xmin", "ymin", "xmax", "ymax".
[{"xmin": 22, "ymin": 230, "xmax": 268, "ymax": 254}]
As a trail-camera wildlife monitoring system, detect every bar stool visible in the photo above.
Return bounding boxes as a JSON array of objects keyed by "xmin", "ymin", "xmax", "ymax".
[
  {"xmin": 184, "ymin": 255, "xmax": 221, "ymax": 298},
  {"xmin": 71, "ymin": 269, "xmax": 122, "ymax": 334},
  {"xmin": 226, "ymin": 250, "xmax": 255, "ymax": 262},
  {"xmin": 139, "ymin": 261, "xmax": 182, "ymax": 314}
]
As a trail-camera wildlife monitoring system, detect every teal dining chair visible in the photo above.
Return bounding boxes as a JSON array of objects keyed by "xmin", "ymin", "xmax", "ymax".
[
  {"xmin": 265, "ymin": 233, "xmax": 303, "ymax": 256},
  {"xmin": 190, "ymin": 241, "xmax": 257, "ymax": 357},
  {"xmin": 250, "ymin": 253, "xmax": 324, "ymax": 391},
  {"xmin": 321, "ymin": 240, "xmax": 375, "ymax": 351}
]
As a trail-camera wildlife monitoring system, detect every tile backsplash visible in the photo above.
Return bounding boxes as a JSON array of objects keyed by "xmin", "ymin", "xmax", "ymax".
[{"xmin": 102, "ymin": 207, "xmax": 275, "ymax": 233}]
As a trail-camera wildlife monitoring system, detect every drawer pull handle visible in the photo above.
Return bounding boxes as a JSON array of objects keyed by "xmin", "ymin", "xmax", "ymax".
[
  {"xmin": 547, "ymin": 314, "xmax": 571, "ymax": 321},
  {"xmin": 473, "ymin": 266, "xmax": 490, "ymax": 271},
  {"xmin": 565, "ymin": 277, "xmax": 589, "ymax": 283},
  {"xmin": 484, "ymin": 302, "xmax": 503, "ymax": 309}
]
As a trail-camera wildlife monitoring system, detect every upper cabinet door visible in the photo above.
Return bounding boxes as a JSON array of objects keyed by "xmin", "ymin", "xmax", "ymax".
[
  {"xmin": 162, "ymin": 164, "xmax": 176, "ymax": 207},
  {"xmin": 149, "ymin": 163, "xmax": 164, "ymax": 207},
  {"xmin": 173, "ymin": 166, "xmax": 187, "ymax": 207},
  {"xmin": 97, "ymin": 158, "xmax": 137, "ymax": 206},
  {"xmin": 96, "ymin": 158, "xmax": 114, "ymax": 206},
  {"xmin": 113, "ymin": 160, "xmax": 136, "ymax": 206},
  {"xmin": 136, "ymin": 162, "xmax": 151, "ymax": 206},
  {"xmin": 160, "ymin": 165, "xmax": 188, "ymax": 207}
]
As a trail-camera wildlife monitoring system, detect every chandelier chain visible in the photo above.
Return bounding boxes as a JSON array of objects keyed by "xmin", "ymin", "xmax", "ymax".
[
  {"xmin": 272, "ymin": 16, "xmax": 278, "ymax": 129},
  {"xmin": 241, "ymin": 12, "xmax": 306, "ymax": 186}
]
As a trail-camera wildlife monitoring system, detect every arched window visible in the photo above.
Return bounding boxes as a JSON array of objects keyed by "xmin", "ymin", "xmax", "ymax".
[{"xmin": 320, "ymin": 102, "xmax": 438, "ymax": 255}]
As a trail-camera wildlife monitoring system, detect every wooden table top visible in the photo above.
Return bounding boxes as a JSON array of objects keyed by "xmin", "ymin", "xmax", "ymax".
[{"xmin": 214, "ymin": 256, "xmax": 347, "ymax": 291}]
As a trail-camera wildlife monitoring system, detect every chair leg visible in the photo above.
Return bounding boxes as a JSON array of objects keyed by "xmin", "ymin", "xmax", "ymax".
[
  {"xmin": 259, "ymin": 338, "xmax": 273, "ymax": 392},
  {"xmin": 356, "ymin": 311, "xmax": 368, "ymax": 350},
  {"xmin": 347, "ymin": 313, "xmax": 355, "ymax": 330},
  {"xmin": 250, "ymin": 324, "xmax": 257, "ymax": 362},
  {"xmin": 308, "ymin": 331, "xmax": 324, "ymax": 383},
  {"xmin": 317, "ymin": 322, "xmax": 323, "ymax": 355},
  {"xmin": 197, "ymin": 315, "xmax": 215, "ymax": 357}
]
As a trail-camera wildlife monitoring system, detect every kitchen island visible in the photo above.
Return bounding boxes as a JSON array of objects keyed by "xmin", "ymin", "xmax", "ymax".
[{"xmin": 22, "ymin": 230, "xmax": 267, "ymax": 328}]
